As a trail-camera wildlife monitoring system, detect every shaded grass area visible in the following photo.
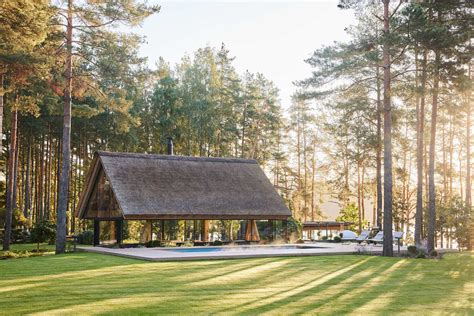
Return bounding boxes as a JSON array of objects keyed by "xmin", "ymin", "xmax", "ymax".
[
  {"xmin": 6, "ymin": 243, "xmax": 55, "ymax": 252},
  {"xmin": 0, "ymin": 251, "xmax": 472, "ymax": 315},
  {"xmin": 0, "ymin": 243, "xmax": 56, "ymax": 259}
]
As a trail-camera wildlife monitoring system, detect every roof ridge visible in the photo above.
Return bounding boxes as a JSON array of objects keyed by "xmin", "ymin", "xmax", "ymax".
[{"xmin": 96, "ymin": 151, "xmax": 258, "ymax": 164}]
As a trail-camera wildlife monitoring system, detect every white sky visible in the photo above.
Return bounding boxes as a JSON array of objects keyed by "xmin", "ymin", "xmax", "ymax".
[{"xmin": 130, "ymin": 0, "xmax": 357, "ymax": 108}]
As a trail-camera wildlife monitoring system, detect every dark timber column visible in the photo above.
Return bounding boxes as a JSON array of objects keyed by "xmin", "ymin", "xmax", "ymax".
[
  {"xmin": 93, "ymin": 220, "xmax": 100, "ymax": 246},
  {"xmin": 193, "ymin": 220, "xmax": 197, "ymax": 240},
  {"xmin": 267, "ymin": 220, "xmax": 274, "ymax": 242},
  {"xmin": 201, "ymin": 220, "xmax": 209, "ymax": 242},
  {"xmin": 282, "ymin": 220, "xmax": 288, "ymax": 243},
  {"xmin": 115, "ymin": 219, "xmax": 123, "ymax": 245},
  {"xmin": 161, "ymin": 220, "xmax": 165, "ymax": 240}
]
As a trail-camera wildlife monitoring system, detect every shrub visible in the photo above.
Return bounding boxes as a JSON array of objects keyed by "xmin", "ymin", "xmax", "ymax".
[
  {"xmin": 333, "ymin": 236, "xmax": 342, "ymax": 243},
  {"xmin": 0, "ymin": 250, "xmax": 46, "ymax": 260},
  {"xmin": 30, "ymin": 220, "xmax": 56, "ymax": 250},
  {"xmin": 416, "ymin": 252, "xmax": 426, "ymax": 259},
  {"xmin": 145, "ymin": 240, "xmax": 161, "ymax": 248},
  {"xmin": 1, "ymin": 251, "xmax": 19, "ymax": 259},
  {"xmin": 321, "ymin": 236, "xmax": 328, "ymax": 241},
  {"xmin": 430, "ymin": 250, "xmax": 438, "ymax": 257},
  {"xmin": 296, "ymin": 239, "xmax": 305, "ymax": 244},
  {"xmin": 213, "ymin": 240, "xmax": 223, "ymax": 246},
  {"xmin": 407, "ymin": 245, "xmax": 417, "ymax": 255},
  {"xmin": 76, "ymin": 230, "xmax": 94, "ymax": 245}
]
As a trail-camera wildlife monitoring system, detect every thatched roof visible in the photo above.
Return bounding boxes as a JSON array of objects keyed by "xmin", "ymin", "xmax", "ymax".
[
  {"xmin": 75, "ymin": 151, "xmax": 291, "ymax": 220},
  {"xmin": 302, "ymin": 221, "xmax": 354, "ymax": 231}
]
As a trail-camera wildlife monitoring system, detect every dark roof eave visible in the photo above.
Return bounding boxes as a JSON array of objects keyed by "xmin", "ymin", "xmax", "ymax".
[{"xmin": 122, "ymin": 214, "xmax": 291, "ymax": 220}]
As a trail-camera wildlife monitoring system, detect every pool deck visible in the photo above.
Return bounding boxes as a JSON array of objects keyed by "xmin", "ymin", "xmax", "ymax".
[{"xmin": 77, "ymin": 243, "xmax": 408, "ymax": 261}]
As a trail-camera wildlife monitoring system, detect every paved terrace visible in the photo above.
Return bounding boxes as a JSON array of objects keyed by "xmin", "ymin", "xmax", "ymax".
[{"xmin": 77, "ymin": 243, "xmax": 408, "ymax": 261}]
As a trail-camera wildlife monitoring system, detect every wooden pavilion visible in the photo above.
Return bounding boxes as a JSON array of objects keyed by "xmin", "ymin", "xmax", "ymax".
[
  {"xmin": 75, "ymin": 151, "xmax": 291, "ymax": 245},
  {"xmin": 302, "ymin": 221, "xmax": 355, "ymax": 239}
]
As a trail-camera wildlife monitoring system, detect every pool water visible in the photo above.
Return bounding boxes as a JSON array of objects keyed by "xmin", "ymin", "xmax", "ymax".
[{"xmin": 159, "ymin": 245, "xmax": 320, "ymax": 253}]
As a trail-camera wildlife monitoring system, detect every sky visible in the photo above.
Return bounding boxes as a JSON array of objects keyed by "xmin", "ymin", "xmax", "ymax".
[{"xmin": 129, "ymin": 0, "xmax": 357, "ymax": 108}]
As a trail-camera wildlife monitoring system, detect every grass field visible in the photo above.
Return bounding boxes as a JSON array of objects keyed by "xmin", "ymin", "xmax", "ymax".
[{"xmin": 0, "ymin": 247, "xmax": 472, "ymax": 315}]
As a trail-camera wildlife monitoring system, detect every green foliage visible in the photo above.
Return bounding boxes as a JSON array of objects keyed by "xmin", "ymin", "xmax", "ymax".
[
  {"xmin": 416, "ymin": 252, "xmax": 426, "ymax": 259},
  {"xmin": 437, "ymin": 195, "xmax": 472, "ymax": 250},
  {"xmin": 30, "ymin": 220, "xmax": 56, "ymax": 248},
  {"xmin": 145, "ymin": 240, "xmax": 162, "ymax": 248},
  {"xmin": 76, "ymin": 230, "xmax": 94, "ymax": 245},
  {"xmin": 336, "ymin": 203, "xmax": 360, "ymax": 231},
  {"xmin": 333, "ymin": 235, "xmax": 342, "ymax": 243},
  {"xmin": 407, "ymin": 245, "xmax": 417, "ymax": 255}
]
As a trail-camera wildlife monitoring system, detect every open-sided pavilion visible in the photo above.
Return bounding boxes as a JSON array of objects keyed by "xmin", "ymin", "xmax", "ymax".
[{"xmin": 75, "ymin": 151, "xmax": 292, "ymax": 245}]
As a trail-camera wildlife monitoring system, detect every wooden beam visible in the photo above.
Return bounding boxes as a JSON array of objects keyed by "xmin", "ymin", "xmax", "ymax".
[
  {"xmin": 161, "ymin": 220, "xmax": 165, "ymax": 240},
  {"xmin": 268, "ymin": 220, "xmax": 274, "ymax": 242},
  {"xmin": 245, "ymin": 220, "xmax": 260, "ymax": 242},
  {"xmin": 115, "ymin": 220, "xmax": 123, "ymax": 245},
  {"xmin": 93, "ymin": 220, "xmax": 100, "ymax": 246},
  {"xmin": 201, "ymin": 220, "xmax": 209, "ymax": 242},
  {"xmin": 282, "ymin": 220, "xmax": 288, "ymax": 243}
]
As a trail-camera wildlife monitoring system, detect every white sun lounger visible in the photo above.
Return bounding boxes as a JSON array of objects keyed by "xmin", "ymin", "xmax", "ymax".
[
  {"xmin": 341, "ymin": 230, "xmax": 358, "ymax": 243},
  {"xmin": 367, "ymin": 231, "xmax": 384, "ymax": 245},
  {"xmin": 354, "ymin": 230, "xmax": 371, "ymax": 244},
  {"xmin": 367, "ymin": 231, "xmax": 404, "ymax": 249}
]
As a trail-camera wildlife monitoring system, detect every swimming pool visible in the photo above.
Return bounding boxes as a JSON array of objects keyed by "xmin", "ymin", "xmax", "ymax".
[{"xmin": 159, "ymin": 245, "xmax": 321, "ymax": 253}]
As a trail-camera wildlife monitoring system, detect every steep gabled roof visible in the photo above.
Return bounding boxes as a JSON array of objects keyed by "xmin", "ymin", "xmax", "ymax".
[{"xmin": 75, "ymin": 151, "xmax": 291, "ymax": 220}]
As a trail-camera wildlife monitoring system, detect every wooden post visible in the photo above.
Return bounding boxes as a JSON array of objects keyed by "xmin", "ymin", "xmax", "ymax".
[
  {"xmin": 93, "ymin": 220, "xmax": 100, "ymax": 246},
  {"xmin": 115, "ymin": 220, "xmax": 123, "ymax": 245},
  {"xmin": 245, "ymin": 220, "xmax": 260, "ymax": 242},
  {"xmin": 282, "ymin": 220, "xmax": 288, "ymax": 243},
  {"xmin": 161, "ymin": 220, "xmax": 165, "ymax": 240},
  {"xmin": 267, "ymin": 220, "xmax": 273, "ymax": 242},
  {"xmin": 193, "ymin": 220, "xmax": 197, "ymax": 241},
  {"xmin": 202, "ymin": 220, "xmax": 209, "ymax": 242}
]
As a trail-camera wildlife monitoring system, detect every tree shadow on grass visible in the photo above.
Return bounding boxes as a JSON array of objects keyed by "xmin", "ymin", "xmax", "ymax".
[
  {"xmin": 229, "ymin": 256, "xmax": 384, "ymax": 315},
  {"xmin": 289, "ymin": 257, "xmax": 408, "ymax": 314},
  {"xmin": 379, "ymin": 253, "xmax": 474, "ymax": 314}
]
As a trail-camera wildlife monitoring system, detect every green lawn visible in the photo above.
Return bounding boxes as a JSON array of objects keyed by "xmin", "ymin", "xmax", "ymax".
[
  {"xmin": 6, "ymin": 242, "xmax": 56, "ymax": 252},
  {"xmin": 0, "ymin": 250, "xmax": 472, "ymax": 315}
]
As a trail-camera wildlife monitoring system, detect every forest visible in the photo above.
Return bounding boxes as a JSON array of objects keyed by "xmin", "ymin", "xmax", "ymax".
[{"xmin": 0, "ymin": 0, "xmax": 472, "ymax": 256}]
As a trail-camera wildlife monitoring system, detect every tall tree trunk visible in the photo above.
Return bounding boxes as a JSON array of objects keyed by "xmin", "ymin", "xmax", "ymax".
[
  {"xmin": 296, "ymin": 109, "xmax": 301, "ymax": 217},
  {"xmin": 427, "ymin": 49, "xmax": 440, "ymax": 254},
  {"xmin": 357, "ymin": 160, "xmax": 362, "ymax": 233},
  {"xmin": 24, "ymin": 142, "xmax": 31, "ymax": 218},
  {"xmin": 415, "ymin": 50, "xmax": 427, "ymax": 246},
  {"xmin": 0, "ymin": 72, "xmax": 4, "ymax": 156},
  {"xmin": 382, "ymin": 0, "xmax": 393, "ymax": 257},
  {"xmin": 240, "ymin": 101, "xmax": 247, "ymax": 158},
  {"xmin": 303, "ymin": 116, "xmax": 307, "ymax": 222},
  {"xmin": 56, "ymin": 0, "xmax": 73, "ymax": 254},
  {"xmin": 361, "ymin": 163, "xmax": 365, "ymax": 223},
  {"xmin": 3, "ymin": 108, "xmax": 18, "ymax": 251},
  {"xmin": 311, "ymin": 141, "xmax": 316, "ymax": 221},
  {"xmin": 12, "ymin": 128, "xmax": 19, "ymax": 213},
  {"xmin": 465, "ymin": 70, "xmax": 471, "ymax": 208},
  {"xmin": 376, "ymin": 67, "xmax": 383, "ymax": 228},
  {"xmin": 465, "ymin": 65, "xmax": 472, "ymax": 250}
]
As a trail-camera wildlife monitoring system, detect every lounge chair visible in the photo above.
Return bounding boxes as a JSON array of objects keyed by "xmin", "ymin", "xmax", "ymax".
[
  {"xmin": 341, "ymin": 230, "xmax": 358, "ymax": 243},
  {"xmin": 355, "ymin": 230, "xmax": 371, "ymax": 244},
  {"xmin": 367, "ymin": 231, "xmax": 404, "ymax": 247},
  {"xmin": 367, "ymin": 231, "xmax": 384, "ymax": 245}
]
